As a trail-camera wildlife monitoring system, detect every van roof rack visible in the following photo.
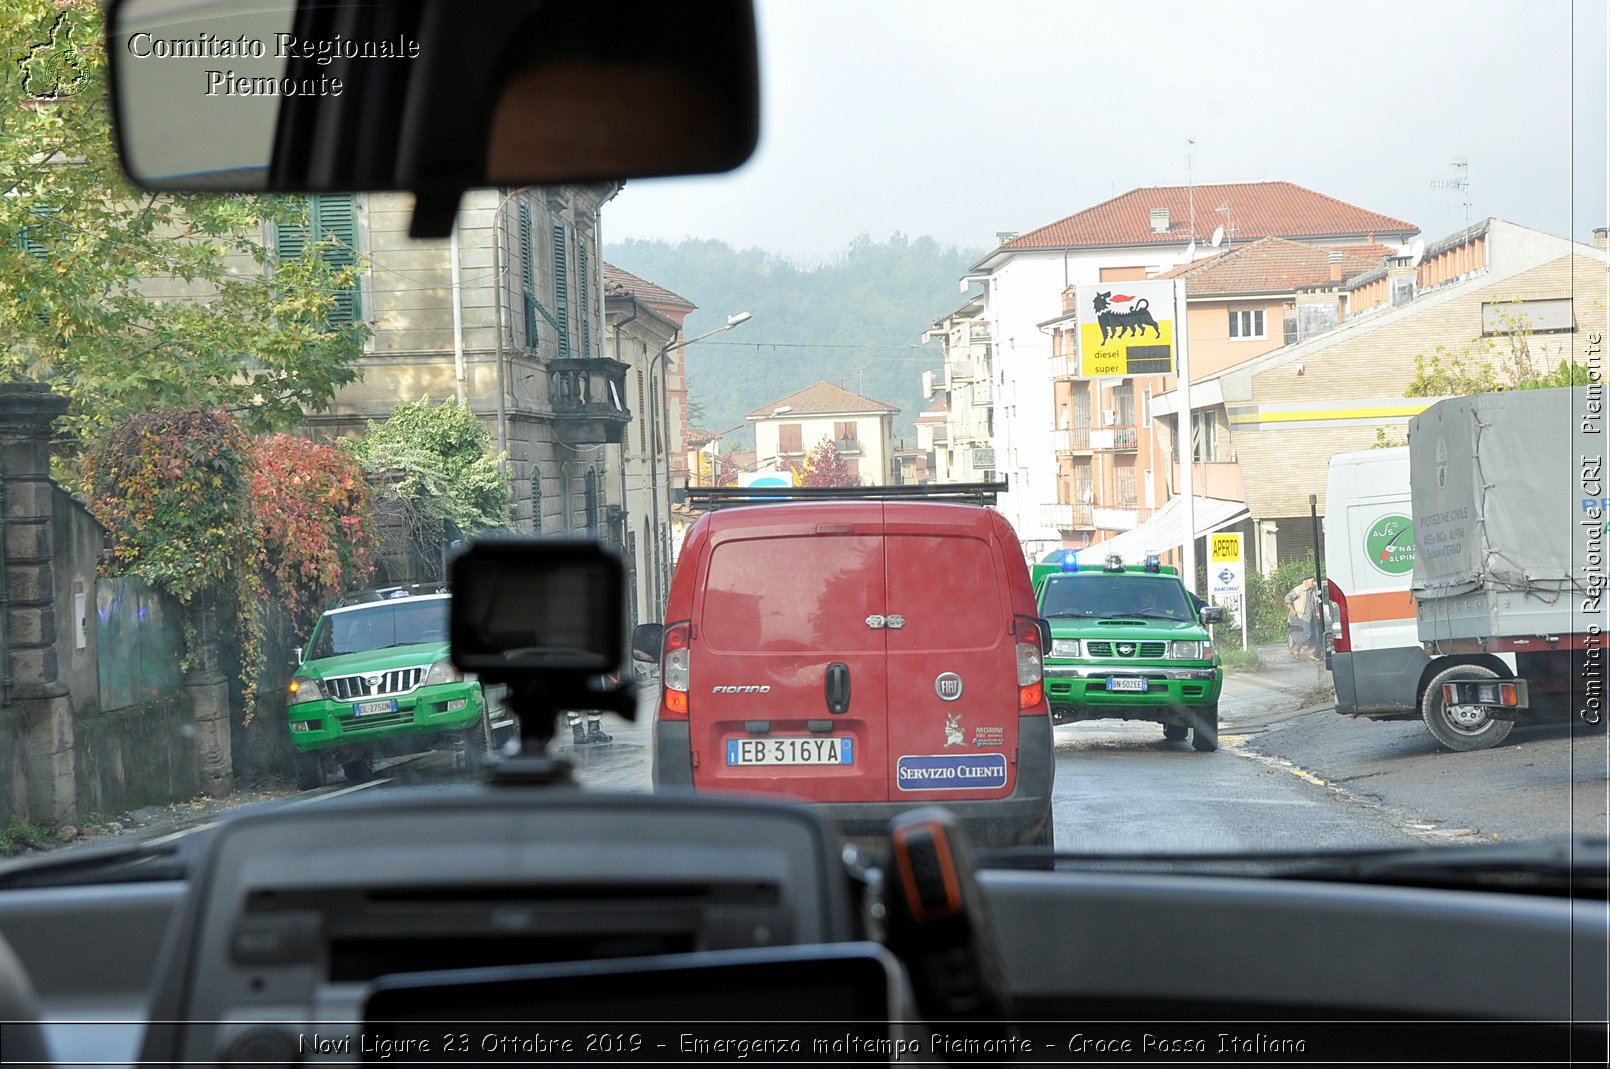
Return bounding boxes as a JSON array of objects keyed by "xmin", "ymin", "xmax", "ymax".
[{"xmin": 684, "ymin": 481, "xmax": 1007, "ymax": 510}]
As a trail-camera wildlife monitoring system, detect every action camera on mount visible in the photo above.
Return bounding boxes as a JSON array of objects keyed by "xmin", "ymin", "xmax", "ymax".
[{"xmin": 449, "ymin": 538, "xmax": 637, "ymax": 783}]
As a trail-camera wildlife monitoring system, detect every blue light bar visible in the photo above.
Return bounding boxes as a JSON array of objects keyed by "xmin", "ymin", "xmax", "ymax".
[
  {"xmin": 1144, "ymin": 554, "xmax": 1161, "ymax": 572},
  {"xmin": 1060, "ymin": 550, "xmax": 1079, "ymax": 573}
]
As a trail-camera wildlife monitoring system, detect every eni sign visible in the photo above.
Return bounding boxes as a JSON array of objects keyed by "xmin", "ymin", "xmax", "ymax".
[{"xmin": 1074, "ymin": 281, "xmax": 1177, "ymax": 378}]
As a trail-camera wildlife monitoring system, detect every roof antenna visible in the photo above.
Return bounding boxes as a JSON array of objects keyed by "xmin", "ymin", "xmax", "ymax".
[
  {"xmin": 1186, "ymin": 137, "xmax": 1196, "ymax": 245},
  {"xmin": 1430, "ymin": 157, "xmax": 1471, "ymax": 228}
]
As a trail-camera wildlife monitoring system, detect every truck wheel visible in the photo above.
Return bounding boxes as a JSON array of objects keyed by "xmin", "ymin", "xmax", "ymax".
[
  {"xmin": 1163, "ymin": 723, "xmax": 1188, "ymax": 741},
  {"xmin": 294, "ymin": 751, "xmax": 325, "ymax": 791},
  {"xmin": 1421, "ymin": 664, "xmax": 1515, "ymax": 752},
  {"xmin": 1191, "ymin": 706, "xmax": 1219, "ymax": 752}
]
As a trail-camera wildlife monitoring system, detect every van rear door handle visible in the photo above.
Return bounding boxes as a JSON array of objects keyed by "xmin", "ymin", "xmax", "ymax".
[{"xmin": 825, "ymin": 662, "xmax": 851, "ymax": 714}]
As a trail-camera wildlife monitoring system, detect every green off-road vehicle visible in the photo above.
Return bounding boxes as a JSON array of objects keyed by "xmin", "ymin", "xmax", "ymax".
[
  {"xmin": 286, "ymin": 584, "xmax": 513, "ymax": 788},
  {"xmin": 1035, "ymin": 554, "xmax": 1224, "ymax": 752}
]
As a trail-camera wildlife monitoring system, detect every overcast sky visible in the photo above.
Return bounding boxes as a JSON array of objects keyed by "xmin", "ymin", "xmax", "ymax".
[{"xmin": 606, "ymin": 0, "xmax": 1608, "ymax": 260}]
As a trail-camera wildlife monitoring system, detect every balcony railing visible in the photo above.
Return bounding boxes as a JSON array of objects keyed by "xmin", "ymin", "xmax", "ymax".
[
  {"xmin": 836, "ymin": 436, "xmax": 863, "ymax": 455},
  {"xmin": 1041, "ymin": 502, "xmax": 1094, "ymax": 530},
  {"xmin": 1052, "ymin": 427, "xmax": 1094, "ymax": 453},
  {"xmin": 548, "ymin": 357, "xmax": 631, "ymax": 445},
  {"xmin": 1091, "ymin": 425, "xmax": 1138, "ymax": 451}
]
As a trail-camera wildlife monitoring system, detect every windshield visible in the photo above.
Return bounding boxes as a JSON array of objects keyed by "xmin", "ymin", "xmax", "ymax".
[
  {"xmin": 1042, "ymin": 575, "xmax": 1194, "ymax": 621},
  {"xmin": 308, "ymin": 601, "xmax": 451, "ymax": 659},
  {"xmin": 1, "ymin": 0, "xmax": 1603, "ymax": 874}
]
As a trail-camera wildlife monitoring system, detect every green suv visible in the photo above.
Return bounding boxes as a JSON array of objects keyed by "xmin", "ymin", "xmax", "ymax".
[
  {"xmin": 286, "ymin": 584, "xmax": 513, "ymax": 788},
  {"xmin": 1035, "ymin": 554, "xmax": 1224, "ymax": 752}
]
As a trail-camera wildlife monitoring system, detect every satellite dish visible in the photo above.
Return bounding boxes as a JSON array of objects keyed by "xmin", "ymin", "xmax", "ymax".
[
  {"xmin": 1409, "ymin": 238, "xmax": 1426, "ymax": 267},
  {"xmin": 1184, "ymin": 241, "xmax": 1196, "ymax": 261},
  {"xmin": 1210, "ymin": 226, "xmax": 1224, "ymax": 248}
]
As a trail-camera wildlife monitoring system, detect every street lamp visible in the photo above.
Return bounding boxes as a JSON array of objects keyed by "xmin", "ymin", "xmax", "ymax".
[{"xmin": 647, "ymin": 311, "xmax": 753, "ymax": 613}]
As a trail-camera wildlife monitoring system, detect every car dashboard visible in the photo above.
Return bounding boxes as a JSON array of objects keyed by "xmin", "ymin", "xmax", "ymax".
[{"xmin": 1, "ymin": 787, "xmax": 1607, "ymax": 1066}]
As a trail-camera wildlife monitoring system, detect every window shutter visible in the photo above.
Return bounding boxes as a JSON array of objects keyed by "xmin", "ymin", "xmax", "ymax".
[
  {"xmin": 278, "ymin": 195, "xmax": 360, "ymax": 325},
  {"xmin": 578, "ymin": 239, "xmax": 591, "ymax": 357},
  {"xmin": 519, "ymin": 202, "xmax": 537, "ymax": 347},
  {"xmin": 637, "ymin": 370, "xmax": 646, "ymax": 453},
  {"xmin": 552, "ymin": 223, "xmax": 571, "ymax": 358},
  {"xmin": 273, "ymin": 213, "xmax": 309, "ymax": 264},
  {"xmin": 313, "ymin": 194, "xmax": 360, "ymax": 323}
]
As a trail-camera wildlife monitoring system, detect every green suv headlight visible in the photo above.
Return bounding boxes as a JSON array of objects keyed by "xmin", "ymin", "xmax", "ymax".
[
  {"xmin": 1050, "ymin": 638, "xmax": 1081, "ymax": 658},
  {"xmin": 424, "ymin": 657, "xmax": 463, "ymax": 685},
  {"xmin": 287, "ymin": 676, "xmax": 324, "ymax": 705},
  {"xmin": 1169, "ymin": 640, "xmax": 1206, "ymax": 660}
]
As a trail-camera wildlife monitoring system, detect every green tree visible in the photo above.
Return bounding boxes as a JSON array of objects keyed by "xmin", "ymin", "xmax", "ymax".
[
  {"xmin": 800, "ymin": 437, "xmax": 857, "ymax": 487},
  {"xmin": 346, "ymin": 397, "xmax": 513, "ymax": 535},
  {"xmin": 1, "ymin": 1, "xmax": 365, "ymax": 458}
]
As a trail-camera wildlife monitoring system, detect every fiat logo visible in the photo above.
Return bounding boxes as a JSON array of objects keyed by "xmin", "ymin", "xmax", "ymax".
[{"xmin": 935, "ymin": 672, "xmax": 964, "ymax": 701}]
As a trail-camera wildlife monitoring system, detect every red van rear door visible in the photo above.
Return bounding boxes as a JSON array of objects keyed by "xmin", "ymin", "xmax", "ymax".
[
  {"xmin": 882, "ymin": 505, "xmax": 1017, "ymax": 803},
  {"xmin": 690, "ymin": 508, "xmax": 890, "ymax": 803}
]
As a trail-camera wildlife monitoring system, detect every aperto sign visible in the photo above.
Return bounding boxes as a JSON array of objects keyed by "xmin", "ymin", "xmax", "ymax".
[{"xmin": 1365, "ymin": 514, "xmax": 1416, "ymax": 575}]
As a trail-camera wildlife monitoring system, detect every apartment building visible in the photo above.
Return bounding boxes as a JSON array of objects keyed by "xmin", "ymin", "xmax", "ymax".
[{"xmin": 969, "ymin": 180, "xmax": 1418, "ymax": 560}]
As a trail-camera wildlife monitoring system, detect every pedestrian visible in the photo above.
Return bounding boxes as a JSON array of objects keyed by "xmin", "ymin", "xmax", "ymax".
[{"xmin": 1285, "ymin": 576, "xmax": 1319, "ymax": 660}]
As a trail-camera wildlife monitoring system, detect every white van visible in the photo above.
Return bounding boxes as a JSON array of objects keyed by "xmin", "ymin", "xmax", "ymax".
[{"xmin": 1324, "ymin": 448, "xmax": 1515, "ymax": 749}]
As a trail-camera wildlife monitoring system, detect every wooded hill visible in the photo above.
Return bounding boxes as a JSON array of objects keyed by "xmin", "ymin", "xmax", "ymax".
[{"xmin": 604, "ymin": 234, "xmax": 985, "ymax": 445}]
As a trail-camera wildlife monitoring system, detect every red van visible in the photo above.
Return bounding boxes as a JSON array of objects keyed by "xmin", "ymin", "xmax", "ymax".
[{"xmin": 637, "ymin": 498, "xmax": 1055, "ymax": 849}]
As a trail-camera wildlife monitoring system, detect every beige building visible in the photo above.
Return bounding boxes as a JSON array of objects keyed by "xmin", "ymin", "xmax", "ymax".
[
  {"xmin": 604, "ymin": 264, "xmax": 693, "ymax": 626},
  {"xmin": 1152, "ymin": 219, "xmax": 1610, "ymax": 573},
  {"xmin": 748, "ymin": 382, "xmax": 899, "ymax": 485},
  {"xmin": 293, "ymin": 186, "xmax": 629, "ymax": 548}
]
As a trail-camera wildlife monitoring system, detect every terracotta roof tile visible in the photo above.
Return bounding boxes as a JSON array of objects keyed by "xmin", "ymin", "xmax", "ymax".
[
  {"xmin": 601, "ymin": 262, "xmax": 697, "ymax": 311},
  {"xmin": 1155, "ymin": 237, "xmax": 1397, "ymax": 294},
  {"xmin": 1001, "ymin": 181, "xmax": 1417, "ymax": 251},
  {"xmin": 747, "ymin": 381, "xmax": 900, "ymax": 419}
]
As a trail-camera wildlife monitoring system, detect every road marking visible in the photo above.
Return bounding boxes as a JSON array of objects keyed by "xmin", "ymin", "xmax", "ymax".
[
  {"xmin": 1225, "ymin": 737, "xmax": 1489, "ymax": 845},
  {"xmin": 290, "ymin": 777, "xmax": 393, "ymax": 805}
]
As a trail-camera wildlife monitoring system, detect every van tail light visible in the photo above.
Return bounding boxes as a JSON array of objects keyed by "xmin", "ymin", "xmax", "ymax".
[
  {"xmin": 1327, "ymin": 579, "xmax": 1351, "ymax": 654},
  {"xmin": 661, "ymin": 621, "xmax": 691, "ymax": 720},
  {"xmin": 1013, "ymin": 615, "xmax": 1046, "ymax": 713}
]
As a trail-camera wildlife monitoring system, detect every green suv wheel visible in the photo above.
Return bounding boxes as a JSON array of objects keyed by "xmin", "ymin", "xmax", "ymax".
[
  {"xmin": 459, "ymin": 713, "xmax": 494, "ymax": 770},
  {"xmin": 294, "ymin": 750, "xmax": 326, "ymax": 791},
  {"xmin": 1162, "ymin": 724, "xmax": 1188, "ymax": 741},
  {"xmin": 1191, "ymin": 705, "xmax": 1219, "ymax": 752}
]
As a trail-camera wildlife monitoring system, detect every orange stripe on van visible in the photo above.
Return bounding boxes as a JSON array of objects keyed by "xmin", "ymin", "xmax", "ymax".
[{"xmin": 1345, "ymin": 589, "xmax": 1416, "ymax": 623}]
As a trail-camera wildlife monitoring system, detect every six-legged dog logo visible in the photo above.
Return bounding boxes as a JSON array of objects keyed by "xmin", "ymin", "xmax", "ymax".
[{"xmin": 1094, "ymin": 290, "xmax": 1162, "ymax": 345}]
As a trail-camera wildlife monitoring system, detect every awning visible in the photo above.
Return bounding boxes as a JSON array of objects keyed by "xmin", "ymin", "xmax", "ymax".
[{"xmin": 1074, "ymin": 495, "xmax": 1249, "ymax": 565}]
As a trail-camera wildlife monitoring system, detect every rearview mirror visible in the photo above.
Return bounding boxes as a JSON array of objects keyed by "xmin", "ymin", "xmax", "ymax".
[
  {"xmin": 1201, "ymin": 605, "xmax": 1225, "ymax": 625},
  {"xmin": 631, "ymin": 624, "xmax": 663, "ymax": 664},
  {"xmin": 106, "ymin": 0, "xmax": 759, "ymax": 230}
]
